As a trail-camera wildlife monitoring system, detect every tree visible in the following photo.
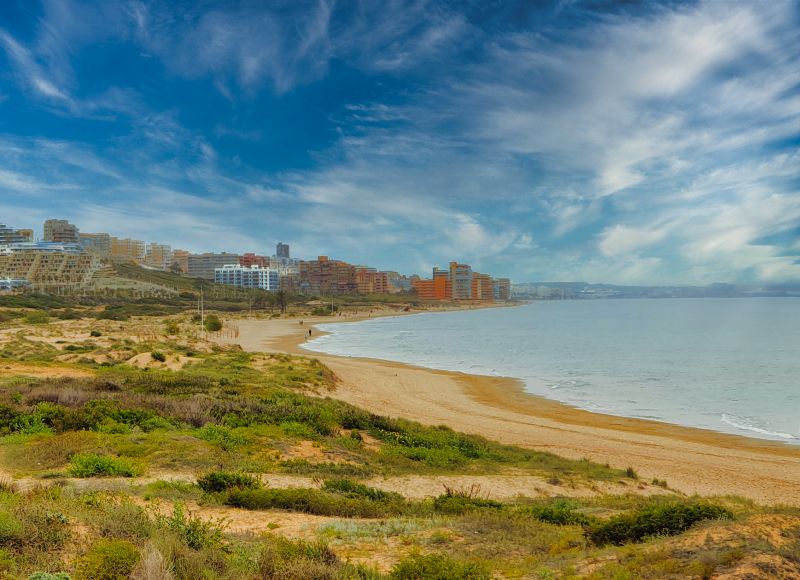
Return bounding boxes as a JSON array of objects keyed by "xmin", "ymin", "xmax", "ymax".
[{"xmin": 275, "ymin": 290, "xmax": 288, "ymax": 313}]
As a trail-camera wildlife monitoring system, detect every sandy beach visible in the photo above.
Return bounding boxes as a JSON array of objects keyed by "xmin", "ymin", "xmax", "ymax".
[{"xmin": 222, "ymin": 309, "xmax": 800, "ymax": 506}]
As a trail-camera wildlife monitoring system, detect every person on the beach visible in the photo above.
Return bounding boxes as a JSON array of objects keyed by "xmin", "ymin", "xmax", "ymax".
[{"xmin": 308, "ymin": 329, "xmax": 312, "ymax": 337}]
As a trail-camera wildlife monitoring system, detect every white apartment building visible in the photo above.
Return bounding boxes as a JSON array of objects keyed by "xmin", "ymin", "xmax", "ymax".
[{"xmin": 214, "ymin": 264, "xmax": 280, "ymax": 291}]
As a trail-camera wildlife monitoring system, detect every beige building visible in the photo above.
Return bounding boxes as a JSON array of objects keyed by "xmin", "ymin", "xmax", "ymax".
[
  {"xmin": 43, "ymin": 219, "xmax": 80, "ymax": 243},
  {"xmin": 110, "ymin": 237, "xmax": 146, "ymax": 263},
  {"xmin": 145, "ymin": 243, "xmax": 173, "ymax": 270},
  {"xmin": 79, "ymin": 233, "xmax": 112, "ymax": 259},
  {"xmin": 171, "ymin": 249, "xmax": 190, "ymax": 273},
  {"xmin": 0, "ymin": 245, "xmax": 100, "ymax": 289}
]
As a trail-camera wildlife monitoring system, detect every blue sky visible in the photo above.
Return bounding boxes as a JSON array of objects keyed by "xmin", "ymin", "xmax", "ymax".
[{"xmin": 0, "ymin": 0, "xmax": 798, "ymax": 284}]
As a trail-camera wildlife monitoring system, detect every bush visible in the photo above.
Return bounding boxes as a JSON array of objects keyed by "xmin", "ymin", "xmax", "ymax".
[
  {"xmin": 164, "ymin": 320, "xmax": 180, "ymax": 335},
  {"xmin": 226, "ymin": 487, "xmax": 406, "ymax": 518},
  {"xmin": 197, "ymin": 471, "xmax": 261, "ymax": 493},
  {"xmin": 586, "ymin": 501, "xmax": 733, "ymax": 545},
  {"xmin": 151, "ymin": 351, "xmax": 166, "ymax": 362},
  {"xmin": 28, "ymin": 573, "xmax": 71, "ymax": 580},
  {"xmin": 157, "ymin": 502, "xmax": 225, "ymax": 551},
  {"xmin": 90, "ymin": 330, "xmax": 102, "ymax": 337},
  {"xmin": 433, "ymin": 485, "xmax": 502, "ymax": 515},
  {"xmin": 525, "ymin": 499, "xmax": 594, "ymax": 526},
  {"xmin": 390, "ymin": 553, "xmax": 490, "ymax": 579},
  {"xmin": 204, "ymin": 314, "xmax": 222, "ymax": 332},
  {"xmin": 257, "ymin": 535, "xmax": 375, "ymax": 579},
  {"xmin": 68, "ymin": 453, "xmax": 145, "ymax": 478},
  {"xmin": 75, "ymin": 539, "xmax": 140, "ymax": 580},
  {"xmin": 321, "ymin": 479, "xmax": 403, "ymax": 502},
  {"xmin": 24, "ymin": 311, "xmax": 49, "ymax": 324}
]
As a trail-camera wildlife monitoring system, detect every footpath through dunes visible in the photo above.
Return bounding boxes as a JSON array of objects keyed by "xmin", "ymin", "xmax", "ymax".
[{"xmin": 223, "ymin": 316, "xmax": 800, "ymax": 506}]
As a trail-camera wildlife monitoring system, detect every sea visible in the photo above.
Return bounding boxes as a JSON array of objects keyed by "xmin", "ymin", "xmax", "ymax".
[{"xmin": 301, "ymin": 298, "xmax": 800, "ymax": 444}]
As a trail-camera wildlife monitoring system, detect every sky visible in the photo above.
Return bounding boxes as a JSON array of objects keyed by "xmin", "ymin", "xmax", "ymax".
[{"xmin": 0, "ymin": 0, "xmax": 798, "ymax": 284}]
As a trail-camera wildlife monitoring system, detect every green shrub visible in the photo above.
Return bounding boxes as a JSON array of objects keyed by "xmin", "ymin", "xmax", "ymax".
[
  {"xmin": 28, "ymin": 573, "xmax": 71, "ymax": 580},
  {"xmin": 164, "ymin": 320, "xmax": 180, "ymax": 335},
  {"xmin": 89, "ymin": 330, "xmax": 102, "ymax": 337},
  {"xmin": 257, "ymin": 535, "xmax": 376, "ymax": 579},
  {"xmin": 586, "ymin": 501, "xmax": 733, "ymax": 545},
  {"xmin": 525, "ymin": 499, "xmax": 594, "ymax": 526},
  {"xmin": 157, "ymin": 502, "xmax": 225, "ymax": 551},
  {"xmin": 75, "ymin": 539, "xmax": 140, "ymax": 580},
  {"xmin": 151, "ymin": 351, "xmax": 166, "ymax": 362},
  {"xmin": 195, "ymin": 424, "xmax": 249, "ymax": 450},
  {"xmin": 0, "ymin": 511, "xmax": 23, "ymax": 545},
  {"xmin": 68, "ymin": 453, "xmax": 144, "ymax": 478},
  {"xmin": 390, "ymin": 553, "xmax": 490, "ymax": 579},
  {"xmin": 226, "ymin": 487, "xmax": 406, "ymax": 518},
  {"xmin": 197, "ymin": 471, "xmax": 262, "ymax": 493},
  {"xmin": 322, "ymin": 479, "xmax": 403, "ymax": 502},
  {"xmin": 433, "ymin": 486, "xmax": 502, "ymax": 515},
  {"xmin": 204, "ymin": 314, "xmax": 222, "ymax": 332},
  {"xmin": 24, "ymin": 311, "xmax": 49, "ymax": 324}
]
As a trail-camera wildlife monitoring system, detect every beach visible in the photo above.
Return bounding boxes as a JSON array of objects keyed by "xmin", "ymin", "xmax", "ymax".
[{"xmin": 223, "ymin": 309, "xmax": 800, "ymax": 506}]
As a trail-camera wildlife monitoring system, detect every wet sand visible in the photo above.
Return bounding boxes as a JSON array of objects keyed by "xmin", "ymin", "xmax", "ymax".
[{"xmin": 221, "ymin": 311, "xmax": 800, "ymax": 506}]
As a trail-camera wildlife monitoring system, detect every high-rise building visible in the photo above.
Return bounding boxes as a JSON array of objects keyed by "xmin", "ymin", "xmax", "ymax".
[
  {"xmin": 171, "ymin": 250, "xmax": 190, "ymax": 273},
  {"xmin": 145, "ymin": 243, "xmax": 173, "ymax": 270},
  {"xmin": 240, "ymin": 253, "xmax": 270, "ymax": 268},
  {"xmin": 276, "ymin": 242, "xmax": 290, "ymax": 259},
  {"xmin": 43, "ymin": 219, "xmax": 79, "ymax": 243},
  {"xmin": 299, "ymin": 256, "xmax": 357, "ymax": 295},
  {"xmin": 355, "ymin": 267, "xmax": 390, "ymax": 294},
  {"xmin": 0, "ymin": 224, "xmax": 33, "ymax": 245},
  {"xmin": 411, "ymin": 267, "xmax": 451, "ymax": 300},
  {"xmin": 110, "ymin": 237, "xmax": 146, "ymax": 263},
  {"xmin": 187, "ymin": 252, "xmax": 241, "ymax": 279},
  {"xmin": 214, "ymin": 264, "xmax": 280, "ymax": 291},
  {"xmin": 79, "ymin": 233, "xmax": 112, "ymax": 259},
  {"xmin": 471, "ymin": 272, "xmax": 494, "ymax": 302},
  {"xmin": 449, "ymin": 261, "xmax": 472, "ymax": 300},
  {"xmin": 493, "ymin": 278, "xmax": 511, "ymax": 301}
]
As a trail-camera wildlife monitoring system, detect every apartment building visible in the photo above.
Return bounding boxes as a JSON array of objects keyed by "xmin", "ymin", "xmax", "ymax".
[
  {"xmin": 493, "ymin": 278, "xmax": 511, "ymax": 301},
  {"xmin": 171, "ymin": 250, "xmax": 190, "ymax": 273},
  {"xmin": 187, "ymin": 252, "xmax": 241, "ymax": 279},
  {"xmin": 355, "ymin": 267, "xmax": 390, "ymax": 294},
  {"xmin": 449, "ymin": 261, "xmax": 473, "ymax": 300},
  {"xmin": 240, "ymin": 253, "xmax": 270, "ymax": 268},
  {"xmin": 411, "ymin": 266, "xmax": 451, "ymax": 300},
  {"xmin": 110, "ymin": 237, "xmax": 146, "ymax": 263},
  {"xmin": 79, "ymin": 233, "xmax": 112, "ymax": 259},
  {"xmin": 0, "ymin": 242, "xmax": 100, "ymax": 289},
  {"xmin": 43, "ymin": 219, "xmax": 80, "ymax": 243},
  {"xmin": 276, "ymin": 242, "xmax": 290, "ymax": 259},
  {"xmin": 0, "ymin": 224, "xmax": 33, "ymax": 244},
  {"xmin": 299, "ymin": 256, "xmax": 357, "ymax": 295},
  {"xmin": 214, "ymin": 264, "xmax": 279, "ymax": 291},
  {"xmin": 144, "ymin": 243, "xmax": 173, "ymax": 270},
  {"xmin": 471, "ymin": 272, "xmax": 494, "ymax": 301}
]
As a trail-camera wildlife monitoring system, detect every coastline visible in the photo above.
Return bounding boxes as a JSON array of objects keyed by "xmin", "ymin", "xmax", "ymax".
[{"xmin": 221, "ymin": 309, "xmax": 800, "ymax": 506}]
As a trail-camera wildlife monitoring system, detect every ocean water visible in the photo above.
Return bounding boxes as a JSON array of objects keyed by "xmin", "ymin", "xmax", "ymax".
[{"xmin": 302, "ymin": 298, "xmax": 800, "ymax": 443}]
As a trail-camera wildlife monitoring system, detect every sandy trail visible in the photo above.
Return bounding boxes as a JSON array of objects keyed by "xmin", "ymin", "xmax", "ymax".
[{"xmin": 221, "ymin": 315, "xmax": 800, "ymax": 506}]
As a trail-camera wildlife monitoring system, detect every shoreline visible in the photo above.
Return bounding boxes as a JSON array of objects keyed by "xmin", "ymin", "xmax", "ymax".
[{"xmin": 221, "ymin": 309, "xmax": 800, "ymax": 506}]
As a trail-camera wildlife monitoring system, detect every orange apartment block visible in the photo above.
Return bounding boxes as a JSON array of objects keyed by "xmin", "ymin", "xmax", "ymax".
[
  {"xmin": 240, "ymin": 253, "xmax": 270, "ymax": 268},
  {"xmin": 411, "ymin": 267, "xmax": 452, "ymax": 300},
  {"xmin": 356, "ymin": 268, "xmax": 390, "ymax": 294},
  {"xmin": 471, "ymin": 272, "xmax": 494, "ymax": 301}
]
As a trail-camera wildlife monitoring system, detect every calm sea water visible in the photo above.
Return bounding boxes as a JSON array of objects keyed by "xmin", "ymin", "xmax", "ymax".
[{"xmin": 302, "ymin": 298, "xmax": 800, "ymax": 443}]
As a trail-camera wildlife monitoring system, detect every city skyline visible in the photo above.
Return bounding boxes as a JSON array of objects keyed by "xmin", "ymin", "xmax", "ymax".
[{"xmin": 1, "ymin": 1, "xmax": 798, "ymax": 284}]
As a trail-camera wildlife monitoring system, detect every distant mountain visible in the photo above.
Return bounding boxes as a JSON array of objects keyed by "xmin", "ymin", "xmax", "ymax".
[{"xmin": 511, "ymin": 282, "xmax": 800, "ymax": 299}]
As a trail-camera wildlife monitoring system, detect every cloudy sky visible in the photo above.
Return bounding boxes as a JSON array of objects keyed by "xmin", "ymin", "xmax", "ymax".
[{"xmin": 1, "ymin": 0, "xmax": 798, "ymax": 284}]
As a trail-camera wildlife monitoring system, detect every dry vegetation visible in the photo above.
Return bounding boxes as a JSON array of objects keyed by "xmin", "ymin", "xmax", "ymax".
[{"xmin": 0, "ymin": 302, "xmax": 796, "ymax": 579}]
